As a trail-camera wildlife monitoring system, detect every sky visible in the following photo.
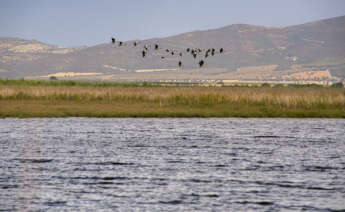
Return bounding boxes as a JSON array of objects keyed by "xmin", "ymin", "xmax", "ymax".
[{"xmin": 1, "ymin": 0, "xmax": 345, "ymax": 47}]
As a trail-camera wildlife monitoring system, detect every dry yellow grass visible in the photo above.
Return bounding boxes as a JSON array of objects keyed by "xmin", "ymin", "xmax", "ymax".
[{"xmin": 1, "ymin": 85, "xmax": 344, "ymax": 117}]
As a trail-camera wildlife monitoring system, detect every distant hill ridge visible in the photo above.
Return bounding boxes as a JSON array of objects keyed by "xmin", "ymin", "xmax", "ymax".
[{"xmin": 1, "ymin": 15, "xmax": 345, "ymax": 81}]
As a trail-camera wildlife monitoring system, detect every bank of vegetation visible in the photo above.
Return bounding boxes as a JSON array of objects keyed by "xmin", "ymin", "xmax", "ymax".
[{"xmin": 0, "ymin": 80, "xmax": 344, "ymax": 118}]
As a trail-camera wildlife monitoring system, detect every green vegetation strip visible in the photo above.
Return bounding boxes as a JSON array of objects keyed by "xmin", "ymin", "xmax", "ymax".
[
  {"xmin": 0, "ymin": 79, "xmax": 155, "ymax": 87},
  {"xmin": 0, "ymin": 80, "xmax": 344, "ymax": 118}
]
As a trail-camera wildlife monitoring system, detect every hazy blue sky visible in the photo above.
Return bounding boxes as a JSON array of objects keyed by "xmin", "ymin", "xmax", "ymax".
[{"xmin": 1, "ymin": 0, "xmax": 345, "ymax": 47}]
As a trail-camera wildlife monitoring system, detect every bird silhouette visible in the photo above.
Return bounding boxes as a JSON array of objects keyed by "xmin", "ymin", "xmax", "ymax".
[
  {"xmin": 211, "ymin": 49, "xmax": 215, "ymax": 56},
  {"xmin": 108, "ymin": 35, "xmax": 225, "ymax": 70},
  {"xmin": 199, "ymin": 60, "xmax": 204, "ymax": 67}
]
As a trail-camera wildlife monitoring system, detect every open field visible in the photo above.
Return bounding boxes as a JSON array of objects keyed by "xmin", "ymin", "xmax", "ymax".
[{"xmin": 1, "ymin": 80, "xmax": 344, "ymax": 118}]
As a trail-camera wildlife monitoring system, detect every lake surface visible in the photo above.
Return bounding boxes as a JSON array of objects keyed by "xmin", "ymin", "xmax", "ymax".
[{"xmin": 0, "ymin": 118, "xmax": 344, "ymax": 211}]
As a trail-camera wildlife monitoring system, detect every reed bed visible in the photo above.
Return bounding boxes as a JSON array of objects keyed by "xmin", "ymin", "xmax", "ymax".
[
  {"xmin": 1, "ymin": 85, "xmax": 344, "ymax": 117},
  {"xmin": 1, "ymin": 86, "xmax": 344, "ymax": 108}
]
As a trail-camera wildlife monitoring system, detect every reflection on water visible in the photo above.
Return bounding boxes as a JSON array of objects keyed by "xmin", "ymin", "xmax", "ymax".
[{"xmin": 0, "ymin": 118, "xmax": 344, "ymax": 211}]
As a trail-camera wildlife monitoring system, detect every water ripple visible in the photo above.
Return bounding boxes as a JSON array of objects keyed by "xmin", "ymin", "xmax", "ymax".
[{"xmin": 0, "ymin": 118, "xmax": 344, "ymax": 211}]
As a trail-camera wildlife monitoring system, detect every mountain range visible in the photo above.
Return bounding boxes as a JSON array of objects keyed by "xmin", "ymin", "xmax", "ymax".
[{"xmin": 1, "ymin": 15, "xmax": 345, "ymax": 82}]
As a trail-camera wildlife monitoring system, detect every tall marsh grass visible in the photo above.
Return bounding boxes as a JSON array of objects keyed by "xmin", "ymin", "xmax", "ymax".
[{"xmin": 1, "ymin": 85, "xmax": 344, "ymax": 109}]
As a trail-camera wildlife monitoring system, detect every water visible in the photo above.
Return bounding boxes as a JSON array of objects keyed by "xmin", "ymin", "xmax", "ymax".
[{"xmin": 0, "ymin": 118, "xmax": 344, "ymax": 211}]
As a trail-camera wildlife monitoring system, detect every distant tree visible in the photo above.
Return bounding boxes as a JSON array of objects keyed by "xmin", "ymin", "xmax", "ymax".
[
  {"xmin": 332, "ymin": 82, "xmax": 344, "ymax": 87},
  {"xmin": 49, "ymin": 76, "xmax": 58, "ymax": 80}
]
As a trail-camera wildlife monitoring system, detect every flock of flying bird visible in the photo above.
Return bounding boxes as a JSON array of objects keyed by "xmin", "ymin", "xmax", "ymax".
[{"xmin": 111, "ymin": 37, "xmax": 224, "ymax": 68}]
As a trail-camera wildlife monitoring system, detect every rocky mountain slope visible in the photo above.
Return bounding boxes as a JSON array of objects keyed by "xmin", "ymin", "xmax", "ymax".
[{"xmin": 1, "ymin": 16, "xmax": 345, "ymax": 81}]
